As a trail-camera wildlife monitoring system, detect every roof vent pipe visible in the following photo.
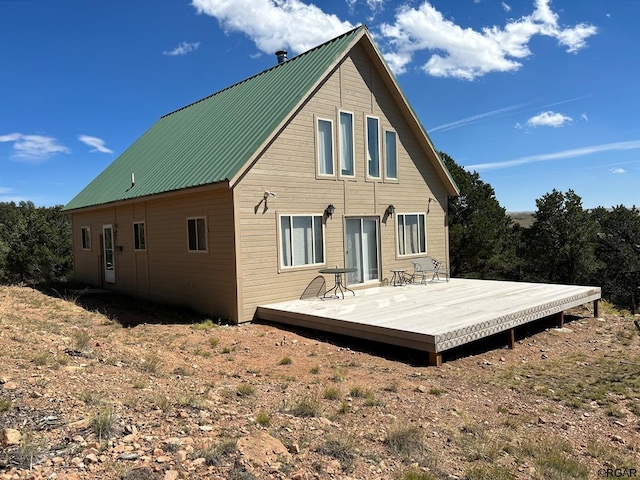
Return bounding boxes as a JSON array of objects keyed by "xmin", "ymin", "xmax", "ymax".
[{"xmin": 275, "ymin": 50, "xmax": 288, "ymax": 64}]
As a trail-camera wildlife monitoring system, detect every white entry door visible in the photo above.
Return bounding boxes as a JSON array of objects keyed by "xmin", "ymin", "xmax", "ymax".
[
  {"xmin": 103, "ymin": 224, "xmax": 116, "ymax": 283},
  {"xmin": 345, "ymin": 217, "xmax": 379, "ymax": 285}
]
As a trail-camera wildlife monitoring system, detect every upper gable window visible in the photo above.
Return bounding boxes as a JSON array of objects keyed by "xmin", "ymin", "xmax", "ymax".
[
  {"xmin": 339, "ymin": 111, "xmax": 354, "ymax": 177},
  {"xmin": 316, "ymin": 118, "xmax": 334, "ymax": 176},
  {"xmin": 385, "ymin": 130, "xmax": 398, "ymax": 180},
  {"xmin": 81, "ymin": 226, "xmax": 91, "ymax": 250},
  {"xmin": 187, "ymin": 217, "xmax": 207, "ymax": 252},
  {"xmin": 366, "ymin": 116, "xmax": 380, "ymax": 179},
  {"xmin": 134, "ymin": 221, "xmax": 146, "ymax": 251}
]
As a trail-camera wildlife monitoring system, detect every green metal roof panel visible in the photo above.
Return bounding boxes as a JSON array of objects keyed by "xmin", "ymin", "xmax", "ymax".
[{"xmin": 64, "ymin": 26, "xmax": 365, "ymax": 211}]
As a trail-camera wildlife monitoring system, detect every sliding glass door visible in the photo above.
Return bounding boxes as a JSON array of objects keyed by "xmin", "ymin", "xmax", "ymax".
[{"xmin": 345, "ymin": 217, "xmax": 379, "ymax": 285}]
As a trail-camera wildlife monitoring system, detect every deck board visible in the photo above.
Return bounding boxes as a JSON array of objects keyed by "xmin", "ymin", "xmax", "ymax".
[{"xmin": 256, "ymin": 278, "xmax": 601, "ymax": 355}]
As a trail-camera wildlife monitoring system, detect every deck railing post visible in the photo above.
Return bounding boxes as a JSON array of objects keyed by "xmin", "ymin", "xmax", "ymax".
[
  {"xmin": 556, "ymin": 311, "xmax": 564, "ymax": 328},
  {"xmin": 594, "ymin": 299, "xmax": 599, "ymax": 318},
  {"xmin": 507, "ymin": 328, "xmax": 515, "ymax": 349}
]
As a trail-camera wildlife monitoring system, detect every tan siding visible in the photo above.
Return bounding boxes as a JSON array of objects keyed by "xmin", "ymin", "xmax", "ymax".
[
  {"xmin": 71, "ymin": 189, "xmax": 238, "ymax": 321},
  {"xmin": 235, "ymin": 43, "xmax": 450, "ymax": 322}
]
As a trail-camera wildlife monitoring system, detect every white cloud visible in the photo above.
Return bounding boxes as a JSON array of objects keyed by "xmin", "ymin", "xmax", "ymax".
[
  {"xmin": 581, "ymin": 113, "xmax": 588, "ymax": 121},
  {"xmin": 0, "ymin": 133, "xmax": 70, "ymax": 161},
  {"xmin": 610, "ymin": 168, "xmax": 626, "ymax": 174},
  {"xmin": 78, "ymin": 135, "xmax": 113, "ymax": 154},
  {"xmin": 379, "ymin": 0, "xmax": 597, "ymax": 78},
  {"xmin": 502, "ymin": 2, "xmax": 511, "ymax": 12},
  {"xmin": 526, "ymin": 111, "xmax": 573, "ymax": 128},
  {"xmin": 192, "ymin": 0, "xmax": 354, "ymax": 54},
  {"xmin": 466, "ymin": 140, "xmax": 640, "ymax": 171},
  {"xmin": 163, "ymin": 41, "xmax": 201, "ymax": 56}
]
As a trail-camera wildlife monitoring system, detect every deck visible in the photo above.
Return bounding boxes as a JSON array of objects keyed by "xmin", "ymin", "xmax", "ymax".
[{"xmin": 256, "ymin": 278, "xmax": 601, "ymax": 365}]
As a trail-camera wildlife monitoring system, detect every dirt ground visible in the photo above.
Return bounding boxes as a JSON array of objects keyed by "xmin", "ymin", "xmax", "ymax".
[{"xmin": 1, "ymin": 285, "xmax": 640, "ymax": 480}]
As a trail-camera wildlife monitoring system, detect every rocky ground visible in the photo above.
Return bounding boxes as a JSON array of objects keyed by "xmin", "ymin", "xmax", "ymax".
[{"xmin": 1, "ymin": 285, "xmax": 640, "ymax": 480}]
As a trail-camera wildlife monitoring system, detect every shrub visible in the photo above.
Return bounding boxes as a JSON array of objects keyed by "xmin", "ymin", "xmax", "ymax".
[
  {"xmin": 90, "ymin": 405, "xmax": 116, "ymax": 442},
  {"xmin": 323, "ymin": 387, "xmax": 341, "ymax": 400},
  {"xmin": 255, "ymin": 410, "xmax": 271, "ymax": 426},
  {"xmin": 279, "ymin": 356, "xmax": 292, "ymax": 365},
  {"xmin": 289, "ymin": 396, "xmax": 321, "ymax": 417}
]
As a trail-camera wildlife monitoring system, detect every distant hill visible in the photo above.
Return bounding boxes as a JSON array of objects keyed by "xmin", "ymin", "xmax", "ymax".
[{"xmin": 508, "ymin": 211, "xmax": 535, "ymax": 228}]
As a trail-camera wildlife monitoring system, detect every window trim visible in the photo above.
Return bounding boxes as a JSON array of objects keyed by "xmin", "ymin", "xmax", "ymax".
[
  {"xmin": 338, "ymin": 110, "xmax": 355, "ymax": 179},
  {"xmin": 133, "ymin": 221, "xmax": 146, "ymax": 251},
  {"xmin": 278, "ymin": 213, "xmax": 326, "ymax": 271},
  {"xmin": 81, "ymin": 226, "xmax": 91, "ymax": 251},
  {"xmin": 365, "ymin": 115, "xmax": 381, "ymax": 180},
  {"xmin": 384, "ymin": 129, "xmax": 398, "ymax": 181},
  {"xmin": 186, "ymin": 216, "xmax": 208, "ymax": 253},
  {"xmin": 315, "ymin": 116, "xmax": 335, "ymax": 178},
  {"xmin": 396, "ymin": 212, "xmax": 427, "ymax": 257}
]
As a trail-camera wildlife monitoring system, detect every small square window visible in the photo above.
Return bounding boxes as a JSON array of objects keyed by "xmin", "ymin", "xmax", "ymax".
[
  {"xmin": 134, "ymin": 222, "xmax": 146, "ymax": 251},
  {"xmin": 280, "ymin": 214, "xmax": 325, "ymax": 268},
  {"xmin": 81, "ymin": 226, "xmax": 91, "ymax": 250},
  {"xmin": 187, "ymin": 217, "xmax": 207, "ymax": 252},
  {"xmin": 397, "ymin": 213, "xmax": 427, "ymax": 256}
]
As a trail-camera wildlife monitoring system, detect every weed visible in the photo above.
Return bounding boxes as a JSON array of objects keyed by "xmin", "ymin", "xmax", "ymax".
[
  {"xmin": 255, "ymin": 410, "xmax": 271, "ymax": 426},
  {"xmin": 193, "ymin": 347, "xmax": 211, "ymax": 358},
  {"xmin": 605, "ymin": 405, "xmax": 625, "ymax": 418},
  {"xmin": 331, "ymin": 366, "xmax": 347, "ymax": 382},
  {"xmin": 156, "ymin": 396, "xmax": 171, "ymax": 412},
  {"xmin": 195, "ymin": 437, "xmax": 237, "ymax": 466},
  {"xmin": 192, "ymin": 319, "xmax": 217, "ymax": 330},
  {"xmin": 364, "ymin": 391, "xmax": 384, "ymax": 407},
  {"xmin": 138, "ymin": 353, "xmax": 161, "ymax": 374},
  {"xmin": 323, "ymin": 387, "xmax": 341, "ymax": 400},
  {"xmin": 338, "ymin": 400, "xmax": 350, "ymax": 414},
  {"xmin": 18, "ymin": 430, "xmax": 45, "ymax": 470},
  {"xmin": 385, "ymin": 424, "xmax": 425, "ymax": 458},
  {"xmin": 132, "ymin": 378, "xmax": 147, "ymax": 389},
  {"xmin": 73, "ymin": 329, "xmax": 91, "ymax": 351},
  {"xmin": 457, "ymin": 424, "xmax": 501, "ymax": 462},
  {"xmin": 318, "ymin": 434, "xmax": 358, "ymax": 473},
  {"xmin": 236, "ymin": 383, "xmax": 255, "ymax": 397},
  {"xmin": 209, "ymin": 337, "xmax": 219, "ymax": 348},
  {"xmin": 349, "ymin": 386, "xmax": 365, "ymax": 397},
  {"xmin": 310, "ymin": 366, "xmax": 320, "ymax": 374},
  {"xmin": 173, "ymin": 366, "xmax": 193, "ymax": 376},
  {"xmin": 397, "ymin": 468, "xmax": 438, "ymax": 480},
  {"xmin": 520, "ymin": 434, "xmax": 588, "ymax": 479},
  {"xmin": 383, "ymin": 382, "xmax": 398, "ymax": 393},
  {"xmin": 465, "ymin": 465, "xmax": 515, "ymax": 480},
  {"xmin": 221, "ymin": 347, "xmax": 233, "ymax": 354},
  {"xmin": 279, "ymin": 356, "xmax": 292, "ymax": 365},
  {"xmin": 0, "ymin": 397, "xmax": 11, "ymax": 411},
  {"xmin": 32, "ymin": 351, "xmax": 53, "ymax": 366},
  {"xmin": 79, "ymin": 389, "xmax": 105, "ymax": 405},
  {"xmin": 289, "ymin": 395, "xmax": 321, "ymax": 417},
  {"xmin": 90, "ymin": 405, "xmax": 116, "ymax": 442},
  {"xmin": 428, "ymin": 387, "xmax": 446, "ymax": 396},
  {"xmin": 121, "ymin": 466, "xmax": 159, "ymax": 480}
]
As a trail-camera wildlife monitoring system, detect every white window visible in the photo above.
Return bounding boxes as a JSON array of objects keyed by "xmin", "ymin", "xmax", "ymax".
[
  {"xmin": 339, "ymin": 111, "xmax": 354, "ymax": 177},
  {"xmin": 397, "ymin": 213, "xmax": 426, "ymax": 256},
  {"xmin": 385, "ymin": 130, "xmax": 397, "ymax": 180},
  {"xmin": 81, "ymin": 226, "xmax": 91, "ymax": 250},
  {"xmin": 280, "ymin": 215, "xmax": 324, "ymax": 268},
  {"xmin": 134, "ymin": 222, "xmax": 146, "ymax": 251},
  {"xmin": 317, "ymin": 118, "xmax": 334, "ymax": 176},
  {"xmin": 366, "ymin": 116, "xmax": 380, "ymax": 178},
  {"xmin": 187, "ymin": 217, "xmax": 207, "ymax": 252}
]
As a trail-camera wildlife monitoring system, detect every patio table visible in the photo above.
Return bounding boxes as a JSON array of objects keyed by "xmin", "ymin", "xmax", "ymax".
[
  {"xmin": 390, "ymin": 269, "xmax": 409, "ymax": 286},
  {"xmin": 318, "ymin": 267, "xmax": 357, "ymax": 299}
]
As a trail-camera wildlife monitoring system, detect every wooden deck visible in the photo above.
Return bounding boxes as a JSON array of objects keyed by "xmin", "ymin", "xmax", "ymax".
[{"xmin": 256, "ymin": 278, "xmax": 601, "ymax": 365}]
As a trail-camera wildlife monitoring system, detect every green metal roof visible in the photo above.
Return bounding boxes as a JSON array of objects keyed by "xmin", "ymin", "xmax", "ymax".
[{"xmin": 64, "ymin": 26, "xmax": 366, "ymax": 211}]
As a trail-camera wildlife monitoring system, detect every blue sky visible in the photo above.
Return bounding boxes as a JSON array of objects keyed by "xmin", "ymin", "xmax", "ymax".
[{"xmin": 1, "ymin": 0, "xmax": 637, "ymax": 212}]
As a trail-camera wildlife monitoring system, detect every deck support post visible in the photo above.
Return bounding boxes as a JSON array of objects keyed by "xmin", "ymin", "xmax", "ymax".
[
  {"xmin": 594, "ymin": 299, "xmax": 599, "ymax": 318},
  {"xmin": 556, "ymin": 311, "xmax": 564, "ymax": 328},
  {"xmin": 428, "ymin": 352, "xmax": 442, "ymax": 367},
  {"xmin": 506, "ymin": 328, "xmax": 515, "ymax": 349}
]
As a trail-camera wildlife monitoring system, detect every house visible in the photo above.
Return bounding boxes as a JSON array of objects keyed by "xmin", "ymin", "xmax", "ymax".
[{"xmin": 63, "ymin": 25, "xmax": 459, "ymax": 324}]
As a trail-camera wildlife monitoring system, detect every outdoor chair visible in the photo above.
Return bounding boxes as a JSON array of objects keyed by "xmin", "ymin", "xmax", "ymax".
[{"xmin": 410, "ymin": 256, "xmax": 449, "ymax": 283}]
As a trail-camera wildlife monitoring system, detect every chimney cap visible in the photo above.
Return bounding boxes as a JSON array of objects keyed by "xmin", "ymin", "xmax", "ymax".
[{"xmin": 275, "ymin": 50, "xmax": 288, "ymax": 64}]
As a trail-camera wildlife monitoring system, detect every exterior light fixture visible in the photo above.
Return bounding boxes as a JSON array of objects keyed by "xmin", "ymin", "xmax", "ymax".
[
  {"xmin": 385, "ymin": 204, "xmax": 395, "ymax": 217},
  {"xmin": 325, "ymin": 204, "xmax": 336, "ymax": 218}
]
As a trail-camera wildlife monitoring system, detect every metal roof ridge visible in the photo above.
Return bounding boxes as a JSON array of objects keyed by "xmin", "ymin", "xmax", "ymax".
[{"xmin": 160, "ymin": 24, "xmax": 366, "ymax": 120}]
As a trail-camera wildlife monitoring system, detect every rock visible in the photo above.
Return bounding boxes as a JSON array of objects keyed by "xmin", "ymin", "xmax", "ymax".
[
  {"xmin": 417, "ymin": 385, "xmax": 427, "ymax": 393},
  {"xmin": 117, "ymin": 453, "xmax": 139, "ymax": 461},
  {"xmin": 164, "ymin": 471, "xmax": 179, "ymax": 480},
  {"xmin": 2, "ymin": 381, "xmax": 18, "ymax": 390},
  {"xmin": 291, "ymin": 470, "xmax": 308, "ymax": 480},
  {"xmin": 236, "ymin": 430, "xmax": 291, "ymax": 467},
  {"xmin": 84, "ymin": 453, "xmax": 98, "ymax": 464},
  {"xmin": 288, "ymin": 442, "xmax": 300, "ymax": 454},
  {"xmin": 2, "ymin": 428, "xmax": 21, "ymax": 446},
  {"xmin": 156, "ymin": 455, "xmax": 172, "ymax": 463}
]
